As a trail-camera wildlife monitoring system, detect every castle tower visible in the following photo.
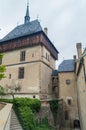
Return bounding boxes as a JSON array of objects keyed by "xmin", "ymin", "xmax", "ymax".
[{"xmin": 0, "ymin": 2, "xmax": 58, "ymax": 99}]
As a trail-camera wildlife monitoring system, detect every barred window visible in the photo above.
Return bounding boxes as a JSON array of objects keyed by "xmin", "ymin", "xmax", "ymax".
[
  {"xmin": 20, "ymin": 51, "xmax": 25, "ymax": 61},
  {"xmin": 18, "ymin": 67, "xmax": 24, "ymax": 79}
]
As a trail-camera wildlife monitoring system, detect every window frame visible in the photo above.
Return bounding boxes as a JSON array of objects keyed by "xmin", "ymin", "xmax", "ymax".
[
  {"xmin": 18, "ymin": 67, "xmax": 24, "ymax": 79},
  {"xmin": 20, "ymin": 51, "xmax": 26, "ymax": 61}
]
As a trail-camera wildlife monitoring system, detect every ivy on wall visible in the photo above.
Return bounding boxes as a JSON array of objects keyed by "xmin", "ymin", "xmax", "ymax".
[{"xmin": 49, "ymin": 100, "xmax": 58, "ymax": 126}]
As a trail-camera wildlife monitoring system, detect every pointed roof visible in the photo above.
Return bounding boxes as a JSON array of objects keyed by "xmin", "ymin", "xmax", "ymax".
[{"xmin": 24, "ymin": 3, "xmax": 30, "ymax": 24}]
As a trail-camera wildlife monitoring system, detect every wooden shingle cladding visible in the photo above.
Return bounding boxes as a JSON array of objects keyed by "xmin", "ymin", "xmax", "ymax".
[{"xmin": 0, "ymin": 31, "xmax": 58, "ymax": 60}]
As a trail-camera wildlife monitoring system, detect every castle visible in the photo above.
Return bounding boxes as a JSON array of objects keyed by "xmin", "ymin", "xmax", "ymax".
[
  {"xmin": 0, "ymin": 2, "xmax": 86, "ymax": 130},
  {"xmin": 0, "ymin": 4, "xmax": 58, "ymax": 99}
]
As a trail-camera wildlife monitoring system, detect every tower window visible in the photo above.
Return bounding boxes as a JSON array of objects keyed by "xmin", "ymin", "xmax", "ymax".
[
  {"xmin": 18, "ymin": 67, "xmax": 24, "ymax": 79},
  {"xmin": 46, "ymin": 53, "xmax": 50, "ymax": 61},
  {"xmin": 20, "ymin": 51, "xmax": 26, "ymax": 61}
]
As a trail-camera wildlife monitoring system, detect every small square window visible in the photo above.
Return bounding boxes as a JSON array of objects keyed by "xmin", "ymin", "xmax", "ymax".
[{"xmin": 66, "ymin": 79, "xmax": 71, "ymax": 85}]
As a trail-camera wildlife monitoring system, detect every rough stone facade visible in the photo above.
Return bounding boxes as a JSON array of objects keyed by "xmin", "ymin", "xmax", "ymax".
[
  {"xmin": 75, "ymin": 44, "xmax": 86, "ymax": 130},
  {"xmin": 0, "ymin": 43, "xmax": 57, "ymax": 99},
  {"xmin": 34, "ymin": 101, "xmax": 54, "ymax": 126},
  {"xmin": 58, "ymin": 72, "xmax": 78, "ymax": 128}
]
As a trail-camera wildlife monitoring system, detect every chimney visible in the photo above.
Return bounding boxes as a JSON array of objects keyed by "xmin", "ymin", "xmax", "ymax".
[
  {"xmin": 76, "ymin": 43, "xmax": 82, "ymax": 59},
  {"xmin": 73, "ymin": 55, "xmax": 76, "ymax": 61},
  {"xmin": 44, "ymin": 27, "xmax": 48, "ymax": 35}
]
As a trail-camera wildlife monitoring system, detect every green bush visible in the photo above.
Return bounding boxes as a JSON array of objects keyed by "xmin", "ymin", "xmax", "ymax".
[
  {"xmin": 49, "ymin": 100, "xmax": 58, "ymax": 126},
  {"xmin": 14, "ymin": 98, "xmax": 41, "ymax": 112},
  {"xmin": 0, "ymin": 98, "xmax": 41, "ymax": 130},
  {"xmin": 0, "ymin": 98, "xmax": 13, "ymax": 103},
  {"xmin": 17, "ymin": 106, "xmax": 35, "ymax": 130},
  {"xmin": 0, "ymin": 98, "xmax": 55, "ymax": 130},
  {"xmin": 13, "ymin": 98, "xmax": 41, "ymax": 130},
  {"xmin": 0, "ymin": 86, "xmax": 5, "ymax": 96}
]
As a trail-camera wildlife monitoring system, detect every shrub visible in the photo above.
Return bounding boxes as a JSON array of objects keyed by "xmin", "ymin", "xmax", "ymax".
[
  {"xmin": 49, "ymin": 100, "xmax": 58, "ymax": 126},
  {"xmin": 0, "ymin": 98, "xmax": 42, "ymax": 130},
  {"xmin": 13, "ymin": 98, "xmax": 41, "ymax": 130},
  {"xmin": 0, "ymin": 86, "xmax": 5, "ymax": 97},
  {"xmin": 17, "ymin": 106, "xmax": 35, "ymax": 130},
  {"xmin": 14, "ymin": 98, "xmax": 41, "ymax": 112},
  {"xmin": 0, "ymin": 98, "xmax": 13, "ymax": 103}
]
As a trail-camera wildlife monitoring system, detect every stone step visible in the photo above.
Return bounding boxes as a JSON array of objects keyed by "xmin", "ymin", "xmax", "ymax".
[
  {"xmin": 10, "ymin": 123, "xmax": 22, "ymax": 127},
  {"xmin": 10, "ymin": 127, "xmax": 23, "ymax": 130},
  {"xmin": 10, "ymin": 109, "xmax": 23, "ymax": 130}
]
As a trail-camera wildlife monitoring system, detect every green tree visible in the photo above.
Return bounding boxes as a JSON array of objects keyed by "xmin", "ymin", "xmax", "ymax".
[
  {"xmin": 0, "ymin": 85, "xmax": 5, "ymax": 98},
  {"xmin": 0, "ymin": 53, "xmax": 6, "ymax": 98},
  {"xmin": 0, "ymin": 53, "xmax": 6, "ymax": 79}
]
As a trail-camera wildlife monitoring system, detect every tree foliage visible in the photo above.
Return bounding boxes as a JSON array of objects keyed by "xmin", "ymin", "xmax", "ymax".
[
  {"xmin": 0, "ymin": 53, "xmax": 6, "ymax": 79},
  {"xmin": 49, "ymin": 100, "xmax": 58, "ymax": 126},
  {"xmin": 0, "ymin": 54, "xmax": 6, "ymax": 97},
  {"xmin": 13, "ymin": 98, "xmax": 41, "ymax": 130},
  {"xmin": 0, "ymin": 85, "xmax": 5, "ymax": 96}
]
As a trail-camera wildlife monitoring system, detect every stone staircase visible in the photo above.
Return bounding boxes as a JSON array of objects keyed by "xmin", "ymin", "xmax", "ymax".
[
  {"xmin": 60, "ymin": 127, "xmax": 78, "ymax": 130},
  {"xmin": 10, "ymin": 109, "xmax": 23, "ymax": 130}
]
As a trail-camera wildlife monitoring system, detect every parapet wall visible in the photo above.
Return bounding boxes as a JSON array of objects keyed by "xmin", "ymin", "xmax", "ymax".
[{"xmin": 0, "ymin": 102, "xmax": 12, "ymax": 130}]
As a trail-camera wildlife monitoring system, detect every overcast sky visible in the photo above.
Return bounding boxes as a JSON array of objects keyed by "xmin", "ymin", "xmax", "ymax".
[{"xmin": 0, "ymin": 0, "xmax": 86, "ymax": 67}]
